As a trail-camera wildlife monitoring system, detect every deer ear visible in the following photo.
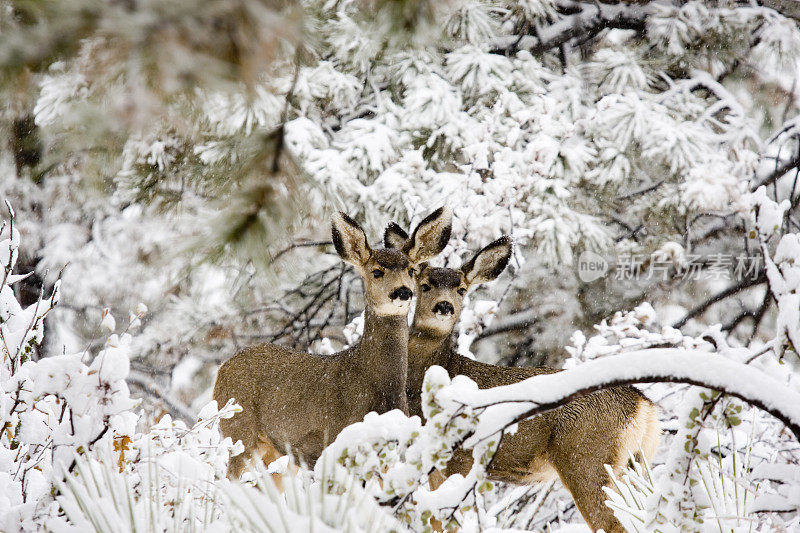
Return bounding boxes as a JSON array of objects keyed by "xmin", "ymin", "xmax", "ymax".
[
  {"xmin": 461, "ymin": 236, "xmax": 512, "ymax": 286},
  {"xmin": 403, "ymin": 207, "xmax": 452, "ymax": 264},
  {"xmin": 384, "ymin": 222, "xmax": 409, "ymax": 250},
  {"xmin": 331, "ymin": 212, "xmax": 371, "ymax": 267}
]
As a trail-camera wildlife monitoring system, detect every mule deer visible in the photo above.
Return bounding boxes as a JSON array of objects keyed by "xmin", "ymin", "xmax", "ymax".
[
  {"xmin": 385, "ymin": 228, "xmax": 660, "ymax": 533},
  {"xmin": 214, "ymin": 207, "xmax": 452, "ymax": 479}
]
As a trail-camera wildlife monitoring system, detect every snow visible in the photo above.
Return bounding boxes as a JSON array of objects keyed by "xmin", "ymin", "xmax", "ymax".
[
  {"xmin": 3, "ymin": 0, "xmax": 800, "ymax": 530},
  {"xmin": 457, "ymin": 298, "xmax": 499, "ymax": 358},
  {"xmin": 202, "ymin": 85, "xmax": 283, "ymax": 136},
  {"xmin": 436, "ymin": 350, "xmax": 800, "ymax": 448},
  {"xmin": 100, "ymin": 308, "xmax": 116, "ymax": 332}
]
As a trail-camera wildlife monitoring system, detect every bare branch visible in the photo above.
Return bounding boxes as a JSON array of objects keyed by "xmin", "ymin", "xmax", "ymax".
[
  {"xmin": 672, "ymin": 273, "xmax": 766, "ymax": 329},
  {"xmin": 127, "ymin": 371, "xmax": 195, "ymax": 425},
  {"xmin": 490, "ymin": 2, "xmax": 648, "ymax": 55},
  {"xmin": 270, "ymin": 240, "xmax": 333, "ymax": 264},
  {"xmin": 752, "ymin": 152, "xmax": 800, "ymax": 191},
  {"xmin": 473, "ymin": 306, "xmax": 564, "ymax": 342}
]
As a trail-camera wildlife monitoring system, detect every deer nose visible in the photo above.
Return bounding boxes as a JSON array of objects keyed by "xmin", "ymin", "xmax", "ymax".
[
  {"xmin": 390, "ymin": 286, "xmax": 413, "ymax": 301},
  {"xmin": 433, "ymin": 301, "xmax": 454, "ymax": 315}
]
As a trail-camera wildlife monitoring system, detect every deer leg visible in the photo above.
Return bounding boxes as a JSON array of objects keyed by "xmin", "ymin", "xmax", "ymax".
[
  {"xmin": 552, "ymin": 458, "xmax": 624, "ymax": 533},
  {"xmin": 226, "ymin": 452, "xmax": 247, "ymax": 480},
  {"xmin": 220, "ymin": 408, "xmax": 258, "ymax": 480},
  {"xmin": 424, "ymin": 470, "xmax": 450, "ymax": 532},
  {"xmin": 256, "ymin": 434, "xmax": 289, "ymax": 491}
]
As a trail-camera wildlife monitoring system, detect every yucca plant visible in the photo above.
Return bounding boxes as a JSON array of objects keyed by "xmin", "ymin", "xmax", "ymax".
[
  {"xmin": 604, "ymin": 437, "xmax": 758, "ymax": 533},
  {"xmin": 220, "ymin": 457, "xmax": 400, "ymax": 533},
  {"xmin": 56, "ymin": 445, "xmax": 222, "ymax": 532},
  {"xmin": 54, "ymin": 442, "xmax": 400, "ymax": 532}
]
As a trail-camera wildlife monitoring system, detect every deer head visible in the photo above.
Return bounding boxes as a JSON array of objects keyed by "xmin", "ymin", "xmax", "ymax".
[
  {"xmin": 333, "ymin": 207, "xmax": 452, "ymax": 317},
  {"xmin": 385, "ymin": 228, "xmax": 512, "ymax": 334}
]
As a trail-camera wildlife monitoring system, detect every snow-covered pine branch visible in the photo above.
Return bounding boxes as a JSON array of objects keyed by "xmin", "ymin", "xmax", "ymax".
[
  {"xmin": 437, "ymin": 349, "xmax": 800, "ymax": 443},
  {"xmin": 490, "ymin": 2, "xmax": 650, "ymax": 56}
]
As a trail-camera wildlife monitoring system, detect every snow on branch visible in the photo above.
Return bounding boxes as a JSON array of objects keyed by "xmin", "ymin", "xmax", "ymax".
[
  {"xmin": 660, "ymin": 70, "xmax": 747, "ymax": 124},
  {"xmin": 490, "ymin": 2, "xmax": 649, "ymax": 55},
  {"xmin": 753, "ymin": 116, "xmax": 800, "ymax": 190},
  {"xmin": 751, "ymin": 186, "xmax": 800, "ymax": 358},
  {"xmin": 436, "ymin": 349, "xmax": 800, "ymax": 444},
  {"xmin": 752, "ymin": 150, "xmax": 800, "ymax": 191}
]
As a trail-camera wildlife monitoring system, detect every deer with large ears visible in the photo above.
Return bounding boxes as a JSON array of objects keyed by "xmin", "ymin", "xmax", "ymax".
[
  {"xmin": 385, "ymin": 227, "xmax": 660, "ymax": 533},
  {"xmin": 213, "ymin": 207, "xmax": 452, "ymax": 479}
]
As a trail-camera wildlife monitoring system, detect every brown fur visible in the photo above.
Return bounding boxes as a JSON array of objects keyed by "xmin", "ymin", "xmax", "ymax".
[
  {"xmin": 426, "ymin": 267, "xmax": 461, "ymax": 289},
  {"xmin": 409, "ymin": 331, "xmax": 659, "ymax": 533},
  {"xmin": 215, "ymin": 209, "xmax": 452, "ymax": 479},
  {"xmin": 218, "ymin": 311, "xmax": 412, "ymax": 477},
  {"xmin": 402, "ymin": 237, "xmax": 660, "ymax": 533}
]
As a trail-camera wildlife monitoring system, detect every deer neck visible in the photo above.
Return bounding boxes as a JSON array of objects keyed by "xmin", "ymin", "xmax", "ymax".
[
  {"xmin": 408, "ymin": 328, "xmax": 453, "ymax": 395},
  {"xmin": 351, "ymin": 307, "xmax": 409, "ymax": 393}
]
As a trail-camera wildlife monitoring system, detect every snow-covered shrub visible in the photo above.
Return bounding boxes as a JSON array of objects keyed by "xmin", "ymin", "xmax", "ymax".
[
  {"xmin": 0, "ymin": 205, "xmax": 140, "ymax": 531},
  {"xmin": 0, "ymin": 206, "xmax": 401, "ymax": 532},
  {"xmin": 53, "ymin": 401, "xmax": 239, "ymax": 532},
  {"xmin": 220, "ymin": 462, "xmax": 399, "ymax": 533},
  {"xmin": 53, "ymin": 399, "xmax": 397, "ymax": 532},
  {"xmin": 627, "ymin": 188, "xmax": 800, "ymax": 532},
  {"xmin": 316, "ymin": 366, "xmax": 498, "ymax": 532}
]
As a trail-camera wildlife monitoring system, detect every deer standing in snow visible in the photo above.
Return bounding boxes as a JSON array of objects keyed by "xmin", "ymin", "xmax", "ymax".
[
  {"xmin": 214, "ymin": 207, "xmax": 452, "ymax": 479},
  {"xmin": 384, "ymin": 227, "xmax": 659, "ymax": 533}
]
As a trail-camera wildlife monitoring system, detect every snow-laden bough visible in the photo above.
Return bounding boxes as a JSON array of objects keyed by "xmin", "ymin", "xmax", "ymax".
[{"xmin": 436, "ymin": 349, "xmax": 800, "ymax": 445}]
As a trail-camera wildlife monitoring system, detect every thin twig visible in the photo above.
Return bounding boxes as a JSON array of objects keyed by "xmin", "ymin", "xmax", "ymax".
[
  {"xmin": 751, "ymin": 152, "xmax": 800, "ymax": 191},
  {"xmin": 271, "ymin": 240, "xmax": 333, "ymax": 263},
  {"xmin": 673, "ymin": 274, "xmax": 766, "ymax": 329},
  {"xmin": 127, "ymin": 371, "xmax": 195, "ymax": 424}
]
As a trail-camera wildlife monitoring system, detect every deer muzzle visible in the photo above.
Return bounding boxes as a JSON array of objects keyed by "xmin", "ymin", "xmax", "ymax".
[
  {"xmin": 390, "ymin": 286, "xmax": 413, "ymax": 301},
  {"xmin": 433, "ymin": 301, "xmax": 454, "ymax": 316}
]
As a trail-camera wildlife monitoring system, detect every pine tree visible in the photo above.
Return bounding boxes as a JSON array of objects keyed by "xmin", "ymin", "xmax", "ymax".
[{"xmin": 3, "ymin": 0, "xmax": 800, "ymax": 530}]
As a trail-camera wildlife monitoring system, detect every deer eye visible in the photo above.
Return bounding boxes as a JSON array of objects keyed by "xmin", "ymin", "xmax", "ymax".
[
  {"xmin": 408, "ymin": 268, "xmax": 415, "ymax": 277},
  {"xmin": 372, "ymin": 269, "xmax": 384, "ymax": 278},
  {"xmin": 421, "ymin": 284, "xmax": 431, "ymax": 292},
  {"xmin": 457, "ymin": 288, "xmax": 467, "ymax": 296}
]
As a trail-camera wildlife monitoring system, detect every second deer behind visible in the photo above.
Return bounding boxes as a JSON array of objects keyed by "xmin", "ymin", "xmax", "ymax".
[
  {"xmin": 214, "ymin": 207, "xmax": 452, "ymax": 479},
  {"xmin": 385, "ymin": 227, "xmax": 659, "ymax": 533}
]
